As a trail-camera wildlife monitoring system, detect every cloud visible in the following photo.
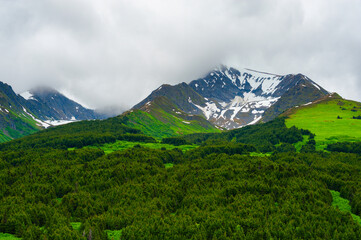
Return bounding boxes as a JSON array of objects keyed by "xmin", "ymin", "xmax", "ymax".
[{"xmin": 0, "ymin": 0, "xmax": 360, "ymax": 111}]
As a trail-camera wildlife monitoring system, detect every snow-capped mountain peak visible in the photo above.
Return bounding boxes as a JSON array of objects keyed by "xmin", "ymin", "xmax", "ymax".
[
  {"xmin": 134, "ymin": 65, "xmax": 330, "ymax": 130},
  {"xmin": 187, "ymin": 66, "xmax": 329, "ymax": 129}
]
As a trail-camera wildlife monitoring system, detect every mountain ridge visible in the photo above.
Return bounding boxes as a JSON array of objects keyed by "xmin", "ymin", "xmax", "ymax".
[
  {"xmin": 0, "ymin": 82, "xmax": 106, "ymax": 142},
  {"xmin": 22, "ymin": 87, "xmax": 105, "ymax": 122},
  {"xmin": 133, "ymin": 65, "xmax": 329, "ymax": 129}
]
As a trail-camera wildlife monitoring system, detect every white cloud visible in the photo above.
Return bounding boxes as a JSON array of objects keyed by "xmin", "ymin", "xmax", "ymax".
[{"xmin": 0, "ymin": 0, "xmax": 360, "ymax": 111}]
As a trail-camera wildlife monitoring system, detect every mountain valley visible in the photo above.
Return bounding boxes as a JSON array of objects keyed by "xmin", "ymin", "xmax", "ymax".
[{"xmin": 1, "ymin": 65, "xmax": 361, "ymax": 239}]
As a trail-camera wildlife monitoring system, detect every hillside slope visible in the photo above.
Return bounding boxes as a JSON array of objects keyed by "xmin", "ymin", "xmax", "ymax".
[
  {"xmin": 122, "ymin": 96, "xmax": 219, "ymax": 138},
  {"xmin": 262, "ymin": 74, "xmax": 329, "ymax": 122},
  {"xmin": 0, "ymin": 82, "xmax": 44, "ymax": 141},
  {"xmin": 23, "ymin": 87, "xmax": 104, "ymax": 122},
  {"xmin": 0, "ymin": 81, "xmax": 106, "ymax": 143},
  {"xmin": 283, "ymin": 93, "xmax": 361, "ymax": 149}
]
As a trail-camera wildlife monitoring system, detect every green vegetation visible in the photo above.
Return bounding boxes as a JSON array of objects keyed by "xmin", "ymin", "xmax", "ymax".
[
  {"xmin": 164, "ymin": 163, "xmax": 174, "ymax": 168},
  {"xmin": 0, "ymin": 117, "xmax": 150, "ymax": 151},
  {"xmin": 2, "ymin": 146, "xmax": 361, "ymax": 238},
  {"xmin": 326, "ymin": 141, "xmax": 361, "ymax": 154},
  {"xmin": 285, "ymin": 97, "xmax": 361, "ymax": 149},
  {"xmin": 331, "ymin": 190, "xmax": 361, "ymax": 225},
  {"xmin": 0, "ymin": 233, "xmax": 21, "ymax": 240},
  {"xmin": 183, "ymin": 117, "xmax": 310, "ymax": 153},
  {"xmin": 121, "ymin": 109, "xmax": 219, "ymax": 139},
  {"xmin": 0, "ymin": 133, "xmax": 11, "ymax": 143},
  {"xmin": 249, "ymin": 152, "xmax": 272, "ymax": 157},
  {"xmin": 87, "ymin": 140, "xmax": 198, "ymax": 154},
  {"xmin": 2, "ymin": 116, "xmax": 361, "ymax": 238},
  {"xmin": 294, "ymin": 135, "xmax": 309, "ymax": 152},
  {"xmin": 105, "ymin": 230, "xmax": 122, "ymax": 239},
  {"xmin": 70, "ymin": 222, "xmax": 81, "ymax": 231},
  {"xmin": 0, "ymin": 110, "xmax": 40, "ymax": 143}
]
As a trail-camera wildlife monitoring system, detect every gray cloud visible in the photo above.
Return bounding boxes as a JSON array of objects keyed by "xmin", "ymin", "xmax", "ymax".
[{"xmin": 0, "ymin": 0, "xmax": 360, "ymax": 111}]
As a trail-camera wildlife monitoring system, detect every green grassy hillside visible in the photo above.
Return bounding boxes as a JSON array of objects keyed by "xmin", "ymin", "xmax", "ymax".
[
  {"xmin": 121, "ymin": 110, "xmax": 219, "ymax": 139},
  {"xmin": 86, "ymin": 140, "xmax": 197, "ymax": 154},
  {"xmin": 0, "ymin": 110, "xmax": 41, "ymax": 143},
  {"xmin": 0, "ymin": 81, "xmax": 44, "ymax": 142},
  {"xmin": 284, "ymin": 94, "xmax": 361, "ymax": 149},
  {"xmin": 120, "ymin": 96, "xmax": 220, "ymax": 139}
]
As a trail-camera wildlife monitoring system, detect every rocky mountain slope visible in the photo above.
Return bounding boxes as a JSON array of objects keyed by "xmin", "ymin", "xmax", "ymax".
[
  {"xmin": 0, "ymin": 82, "xmax": 105, "ymax": 142},
  {"xmin": 0, "ymin": 82, "xmax": 41, "ymax": 141},
  {"xmin": 134, "ymin": 66, "xmax": 329, "ymax": 129},
  {"xmin": 21, "ymin": 87, "xmax": 104, "ymax": 123}
]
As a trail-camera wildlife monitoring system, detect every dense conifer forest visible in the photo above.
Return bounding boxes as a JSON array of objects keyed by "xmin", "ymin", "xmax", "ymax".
[{"xmin": 1, "ymin": 117, "xmax": 361, "ymax": 239}]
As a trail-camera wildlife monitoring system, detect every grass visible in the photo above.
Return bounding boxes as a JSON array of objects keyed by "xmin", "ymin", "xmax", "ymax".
[
  {"xmin": 0, "ymin": 109, "xmax": 41, "ymax": 143},
  {"xmin": 285, "ymin": 98, "xmax": 361, "ymax": 150},
  {"xmin": 123, "ymin": 110, "xmax": 219, "ymax": 139},
  {"xmin": 294, "ymin": 135, "xmax": 309, "ymax": 152},
  {"xmin": 105, "ymin": 230, "xmax": 122, "ymax": 240},
  {"xmin": 249, "ymin": 152, "xmax": 272, "ymax": 157},
  {"xmin": 330, "ymin": 190, "xmax": 361, "ymax": 225},
  {"xmin": 0, "ymin": 233, "xmax": 21, "ymax": 240},
  {"xmin": 70, "ymin": 222, "xmax": 81, "ymax": 231},
  {"xmin": 88, "ymin": 140, "xmax": 198, "ymax": 154},
  {"xmin": 0, "ymin": 132, "xmax": 12, "ymax": 143},
  {"xmin": 164, "ymin": 163, "xmax": 174, "ymax": 168}
]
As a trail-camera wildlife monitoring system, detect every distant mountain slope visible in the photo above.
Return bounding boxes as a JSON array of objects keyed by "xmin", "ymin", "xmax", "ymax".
[
  {"xmin": 123, "ymin": 96, "xmax": 219, "ymax": 138},
  {"xmin": 283, "ymin": 93, "xmax": 361, "ymax": 149},
  {"xmin": 0, "ymin": 82, "xmax": 44, "ymax": 141},
  {"xmin": 22, "ymin": 87, "xmax": 104, "ymax": 121},
  {"xmin": 262, "ymin": 74, "xmax": 329, "ymax": 122},
  {"xmin": 133, "ymin": 82, "xmax": 206, "ymax": 114},
  {"xmin": 0, "ymin": 82, "xmax": 106, "ymax": 142},
  {"xmin": 134, "ymin": 65, "xmax": 329, "ymax": 129}
]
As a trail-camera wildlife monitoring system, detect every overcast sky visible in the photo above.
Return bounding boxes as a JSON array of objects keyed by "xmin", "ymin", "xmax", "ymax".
[{"xmin": 0, "ymin": 0, "xmax": 360, "ymax": 112}]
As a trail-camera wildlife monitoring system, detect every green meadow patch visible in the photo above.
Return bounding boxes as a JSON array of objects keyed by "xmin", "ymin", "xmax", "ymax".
[
  {"xmin": 164, "ymin": 163, "xmax": 174, "ymax": 168},
  {"xmin": 105, "ymin": 230, "xmax": 122, "ymax": 239},
  {"xmin": 294, "ymin": 135, "xmax": 310, "ymax": 152},
  {"xmin": 122, "ymin": 110, "xmax": 219, "ymax": 139},
  {"xmin": 70, "ymin": 222, "xmax": 81, "ymax": 231},
  {"xmin": 249, "ymin": 152, "xmax": 272, "ymax": 157},
  {"xmin": 0, "ymin": 233, "xmax": 21, "ymax": 240},
  {"xmin": 88, "ymin": 140, "xmax": 198, "ymax": 154},
  {"xmin": 285, "ymin": 98, "xmax": 361, "ymax": 150},
  {"xmin": 331, "ymin": 190, "xmax": 361, "ymax": 225}
]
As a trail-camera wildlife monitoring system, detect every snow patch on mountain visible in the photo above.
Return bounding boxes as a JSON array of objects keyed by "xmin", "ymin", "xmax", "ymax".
[
  {"xmin": 248, "ymin": 116, "xmax": 262, "ymax": 126},
  {"xmin": 191, "ymin": 101, "xmax": 220, "ymax": 120},
  {"xmin": 22, "ymin": 106, "xmax": 51, "ymax": 128},
  {"xmin": 44, "ymin": 119, "xmax": 77, "ymax": 127},
  {"xmin": 187, "ymin": 66, "xmax": 298, "ymax": 129},
  {"xmin": 20, "ymin": 91, "xmax": 37, "ymax": 101}
]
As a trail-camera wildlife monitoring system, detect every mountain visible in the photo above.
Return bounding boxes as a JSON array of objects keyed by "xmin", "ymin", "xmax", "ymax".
[
  {"xmin": 122, "ymin": 95, "xmax": 220, "ymax": 139},
  {"xmin": 282, "ymin": 92, "xmax": 361, "ymax": 150},
  {"xmin": 0, "ymin": 82, "xmax": 41, "ymax": 141},
  {"xmin": 261, "ymin": 74, "xmax": 330, "ymax": 122},
  {"xmin": 0, "ymin": 82, "xmax": 105, "ymax": 142},
  {"xmin": 134, "ymin": 65, "xmax": 329, "ymax": 129},
  {"xmin": 21, "ymin": 87, "xmax": 104, "ymax": 122}
]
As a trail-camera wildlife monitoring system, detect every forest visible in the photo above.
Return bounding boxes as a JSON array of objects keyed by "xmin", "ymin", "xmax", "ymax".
[{"xmin": 1, "ymin": 117, "xmax": 361, "ymax": 239}]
